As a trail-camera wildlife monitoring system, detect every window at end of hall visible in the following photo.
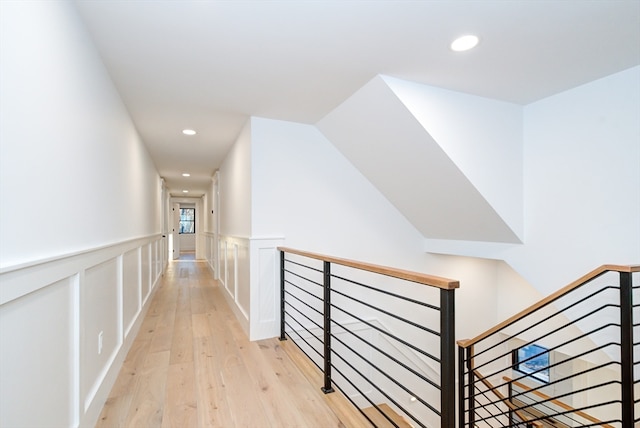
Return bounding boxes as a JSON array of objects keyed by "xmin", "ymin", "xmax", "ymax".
[{"xmin": 179, "ymin": 208, "xmax": 195, "ymax": 234}]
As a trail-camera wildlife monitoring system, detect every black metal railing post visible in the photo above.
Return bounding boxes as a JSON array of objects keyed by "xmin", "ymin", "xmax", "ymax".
[
  {"xmin": 507, "ymin": 380, "xmax": 514, "ymax": 427},
  {"xmin": 458, "ymin": 344, "xmax": 466, "ymax": 428},
  {"xmin": 322, "ymin": 260, "xmax": 334, "ymax": 393},
  {"xmin": 279, "ymin": 250, "xmax": 286, "ymax": 341},
  {"xmin": 441, "ymin": 288, "xmax": 455, "ymax": 427},
  {"xmin": 467, "ymin": 345, "xmax": 475, "ymax": 428},
  {"xmin": 619, "ymin": 271, "xmax": 634, "ymax": 426}
]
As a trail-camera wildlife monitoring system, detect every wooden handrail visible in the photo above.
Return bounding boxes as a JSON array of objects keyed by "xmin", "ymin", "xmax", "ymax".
[
  {"xmin": 503, "ymin": 376, "xmax": 613, "ymax": 428},
  {"xmin": 278, "ymin": 247, "xmax": 459, "ymax": 290},
  {"xmin": 458, "ymin": 264, "xmax": 639, "ymax": 348},
  {"xmin": 474, "ymin": 370, "xmax": 543, "ymax": 428}
]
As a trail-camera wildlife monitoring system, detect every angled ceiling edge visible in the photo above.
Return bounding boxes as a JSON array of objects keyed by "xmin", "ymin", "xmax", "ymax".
[
  {"xmin": 317, "ymin": 75, "xmax": 522, "ymax": 243},
  {"xmin": 381, "ymin": 75, "xmax": 524, "ymax": 242}
]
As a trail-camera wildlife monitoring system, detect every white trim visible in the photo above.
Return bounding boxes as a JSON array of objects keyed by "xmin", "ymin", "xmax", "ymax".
[
  {"xmin": 217, "ymin": 235, "xmax": 284, "ymax": 341},
  {"xmin": 218, "ymin": 235, "xmax": 250, "ymax": 336},
  {"xmin": 0, "ymin": 233, "xmax": 163, "ymax": 275},
  {"xmin": 249, "ymin": 236, "xmax": 285, "ymax": 341},
  {"xmin": 0, "ymin": 234, "xmax": 163, "ymax": 305},
  {"xmin": 72, "ymin": 273, "xmax": 81, "ymax": 428}
]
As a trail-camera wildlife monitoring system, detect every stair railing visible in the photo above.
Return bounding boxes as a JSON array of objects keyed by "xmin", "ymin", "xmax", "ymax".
[
  {"xmin": 503, "ymin": 376, "xmax": 614, "ymax": 427},
  {"xmin": 278, "ymin": 247, "xmax": 459, "ymax": 428},
  {"xmin": 457, "ymin": 265, "xmax": 639, "ymax": 428},
  {"xmin": 476, "ymin": 372, "xmax": 543, "ymax": 428}
]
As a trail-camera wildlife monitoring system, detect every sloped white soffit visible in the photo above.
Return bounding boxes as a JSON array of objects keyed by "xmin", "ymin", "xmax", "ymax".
[{"xmin": 317, "ymin": 75, "xmax": 523, "ymax": 244}]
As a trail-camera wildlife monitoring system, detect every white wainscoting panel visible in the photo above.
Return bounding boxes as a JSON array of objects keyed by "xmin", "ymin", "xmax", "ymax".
[
  {"xmin": 0, "ymin": 235, "xmax": 164, "ymax": 428},
  {"xmin": 0, "ymin": 275, "xmax": 76, "ymax": 427},
  {"xmin": 237, "ymin": 242, "xmax": 250, "ymax": 317},
  {"xmin": 81, "ymin": 257, "xmax": 121, "ymax": 412},
  {"xmin": 218, "ymin": 235, "xmax": 250, "ymax": 335},
  {"xmin": 153, "ymin": 240, "xmax": 160, "ymax": 280},
  {"xmin": 249, "ymin": 237, "xmax": 285, "ymax": 341},
  {"xmin": 219, "ymin": 239, "xmax": 227, "ymax": 288},
  {"xmin": 141, "ymin": 243, "xmax": 150, "ymax": 304},
  {"xmin": 122, "ymin": 248, "xmax": 141, "ymax": 339},
  {"xmin": 213, "ymin": 236, "xmax": 284, "ymax": 341},
  {"xmin": 227, "ymin": 241, "xmax": 237, "ymax": 299},
  {"xmin": 203, "ymin": 232, "xmax": 216, "ymax": 277}
]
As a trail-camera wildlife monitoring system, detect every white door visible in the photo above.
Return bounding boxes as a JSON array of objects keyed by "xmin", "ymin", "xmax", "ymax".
[{"xmin": 172, "ymin": 202, "xmax": 181, "ymax": 259}]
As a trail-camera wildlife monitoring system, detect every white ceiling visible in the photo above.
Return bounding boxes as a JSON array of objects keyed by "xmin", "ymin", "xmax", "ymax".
[{"xmin": 74, "ymin": 0, "xmax": 640, "ymax": 197}]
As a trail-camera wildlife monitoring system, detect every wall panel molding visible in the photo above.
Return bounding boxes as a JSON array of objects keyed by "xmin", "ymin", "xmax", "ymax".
[
  {"xmin": 219, "ymin": 235, "xmax": 250, "ymax": 335},
  {"xmin": 0, "ymin": 235, "xmax": 165, "ymax": 428},
  {"xmin": 249, "ymin": 236, "xmax": 285, "ymax": 341},
  {"xmin": 0, "ymin": 234, "xmax": 162, "ymax": 306},
  {"xmin": 217, "ymin": 235, "xmax": 284, "ymax": 341}
]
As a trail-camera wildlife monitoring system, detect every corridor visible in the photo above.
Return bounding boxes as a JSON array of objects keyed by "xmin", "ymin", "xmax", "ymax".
[{"xmin": 95, "ymin": 260, "xmax": 366, "ymax": 427}]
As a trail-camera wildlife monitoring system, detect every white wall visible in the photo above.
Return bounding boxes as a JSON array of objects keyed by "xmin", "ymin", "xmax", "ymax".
[
  {"xmin": 180, "ymin": 231, "xmax": 196, "ymax": 251},
  {"xmin": 422, "ymin": 67, "xmax": 639, "ymax": 295},
  {"xmin": 203, "ymin": 172, "xmax": 219, "ymax": 235},
  {"xmin": 383, "ymin": 75, "xmax": 524, "ymax": 241},
  {"xmin": 216, "ymin": 122, "xmax": 254, "ymax": 336},
  {"xmin": 203, "ymin": 173, "xmax": 219, "ymax": 275},
  {"xmin": 0, "ymin": 1, "xmax": 161, "ymax": 269},
  {"xmin": 218, "ymin": 120, "xmax": 252, "ymax": 239},
  {"xmin": 318, "ymin": 76, "xmax": 522, "ymax": 244},
  {"xmin": 517, "ymin": 66, "xmax": 640, "ymax": 292},
  {"xmin": 215, "ymin": 71, "xmax": 639, "ymax": 346},
  {"xmin": 213, "ymin": 116, "xmax": 509, "ymax": 342},
  {"xmin": 251, "ymin": 117, "xmax": 427, "ymax": 266},
  {"xmin": 0, "ymin": 3, "xmax": 163, "ymax": 427},
  {"xmin": 249, "ymin": 117, "xmax": 507, "ymax": 341}
]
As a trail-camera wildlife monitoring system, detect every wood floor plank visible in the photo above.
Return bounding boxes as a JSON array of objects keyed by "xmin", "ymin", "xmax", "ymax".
[
  {"xmin": 189, "ymin": 286, "xmax": 207, "ymax": 315},
  {"xmin": 107, "ymin": 339, "xmax": 150, "ymax": 399},
  {"xmin": 169, "ymin": 322, "xmax": 193, "ymax": 364},
  {"xmin": 162, "ymin": 363, "xmax": 198, "ymax": 428},
  {"xmin": 192, "ymin": 313, "xmax": 213, "ymax": 338},
  {"xmin": 164, "ymin": 362, "xmax": 196, "ymax": 407},
  {"xmin": 204, "ymin": 298, "xmax": 271, "ymax": 426},
  {"xmin": 136, "ymin": 314, "xmax": 160, "ymax": 343},
  {"xmin": 193, "ymin": 335, "xmax": 234, "ymax": 427},
  {"xmin": 161, "ymin": 402, "xmax": 198, "ymax": 428},
  {"xmin": 124, "ymin": 350, "xmax": 171, "ymax": 426},
  {"xmin": 362, "ymin": 403, "xmax": 413, "ymax": 428},
  {"xmin": 279, "ymin": 339, "xmax": 372, "ymax": 428},
  {"xmin": 250, "ymin": 338, "xmax": 347, "ymax": 427},
  {"xmin": 149, "ymin": 324, "xmax": 174, "ymax": 353},
  {"xmin": 95, "ymin": 394, "xmax": 133, "ymax": 427}
]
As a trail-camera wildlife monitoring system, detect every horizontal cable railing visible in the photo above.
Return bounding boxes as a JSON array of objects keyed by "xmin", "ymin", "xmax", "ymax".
[
  {"xmin": 457, "ymin": 265, "xmax": 639, "ymax": 428},
  {"xmin": 278, "ymin": 247, "xmax": 459, "ymax": 427},
  {"xmin": 504, "ymin": 376, "xmax": 614, "ymax": 427},
  {"xmin": 476, "ymin": 372, "xmax": 543, "ymax": 428}
]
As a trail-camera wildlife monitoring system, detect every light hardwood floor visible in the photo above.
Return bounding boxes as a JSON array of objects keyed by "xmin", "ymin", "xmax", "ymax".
[{"xmin": 96, "ymin": 260, "xmax": 372, "ymax": 428}]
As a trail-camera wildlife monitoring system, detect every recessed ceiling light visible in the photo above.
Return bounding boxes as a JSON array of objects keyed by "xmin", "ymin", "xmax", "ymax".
[
  {"xmin": 182, "ymin": 173, "xmax": 191, "ymax": 177},
  {"xmin": 182, "ymin": 190, "xmax": 189, "ymax": 193},
  {"xmin": 451, "ymin": 35, "xmax": 479, "ymax": 52},
  {"xmin": 182, "ymin": 129, "xmax": 196, "ymax": 136}
]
